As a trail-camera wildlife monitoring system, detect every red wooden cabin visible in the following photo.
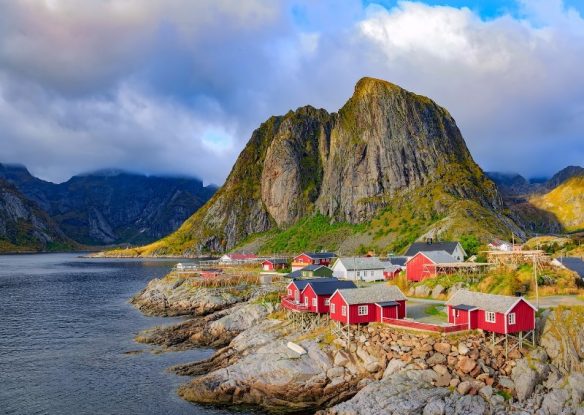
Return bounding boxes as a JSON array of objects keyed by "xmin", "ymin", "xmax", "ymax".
[
  {"xmin": 302, "ymin": 280, "xmax": 356, "ymax": 314},
  {"xmin": 329, "ymin": 284, "xmax": 407, "ymax": 325},
  {"xmin": 262, "ymin": 258, "xmax": 288, "ymax": 271},
  {"xmin": 406, "ymin": 251, "xmax": 457, "ymax": 282},
  {"xmin": 282, "ymin": 277, "xmax": 337, "ymax": 311},
  {"xmin": 199, "ymin": 268, "xmax": 223, "ymax": 278},
  {"xmin": 446, "ymin": 289, "xmax": 536, "ymax": 334},
  {"xmin": 292, "ymin": 252, "xmax": 337, "ymax": 271}
]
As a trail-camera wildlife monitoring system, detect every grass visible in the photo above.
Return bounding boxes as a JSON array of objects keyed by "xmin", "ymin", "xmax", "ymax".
[
  {"xmin": 530, "ymin": 176, "xmax": 584, "ymax": 232},
  {"xmin": 425, "ymin": 305, "xmax": 447, "ymax": 318}
]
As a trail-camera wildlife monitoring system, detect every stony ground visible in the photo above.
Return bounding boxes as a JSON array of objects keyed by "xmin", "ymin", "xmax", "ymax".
[{"xmin": 132, "ymin": 277, "xmax": 584, "ymax": 414}]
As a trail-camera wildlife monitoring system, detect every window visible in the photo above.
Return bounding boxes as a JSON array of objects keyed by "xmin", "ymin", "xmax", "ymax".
[
  {"xmin": 287, "ymin": 289, "xmax": 291, "ymax": 296},
  {"xmin": 304, "ymin": 297, "xmax": 308, "ymax": 306},
  {"xmin": 508, "ymin": 313, "xmax": 516, "ymax": 325},
  {"xmin": 331, "ymin": 303, "xmax": 335, "ymax": 313},
  {"xmin": 358, "ymin": 305, "xmax": 368, "ymax": 316},
  {"xmin": 342, "ymin": 305, "xmax": 347, "ymax": 316},
  {"xmin": 325, "ymin": 298, "xmax": 330, "ymax": 306},
  {"xmin": 455, "ymin": 310, "xmax": 460, "ymax": 318},
  {"xmin": 485, "ymin": 311, "xmax": 496, "ymax": 323},
  {"xmin": 312, "ymin": 298, "xmax": 317, "ymax": 307}
]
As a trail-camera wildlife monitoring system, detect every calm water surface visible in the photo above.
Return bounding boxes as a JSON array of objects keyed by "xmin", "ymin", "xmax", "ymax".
[{"xmin": 0, "ymin": 253, "xmax": 248, "ymax": 415}]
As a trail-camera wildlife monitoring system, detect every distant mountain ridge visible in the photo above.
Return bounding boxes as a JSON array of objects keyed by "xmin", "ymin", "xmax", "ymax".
[
  {"xmin": 487, "ymin": 166, "xmax": 584, "ymax": 234},
  {"xmin": 0, "ymin": 178, "xmax": 76, "ymax": 252},
  {"xmin": 113, "ymin": 77, "xmax": 526, "ymax": 257},
  {"xmin": 0, "ymin": 164, "xmax": 217, "ymax": 247}
]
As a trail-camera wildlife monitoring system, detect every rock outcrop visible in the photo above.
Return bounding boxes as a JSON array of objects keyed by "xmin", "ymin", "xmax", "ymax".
[
  {"xmin": 127, "ymin": 77, "xmax": 524, "ymax": 256},
  {"xmin": 130, "ymin": 274, "xmax": 251, "ymax": 317}
]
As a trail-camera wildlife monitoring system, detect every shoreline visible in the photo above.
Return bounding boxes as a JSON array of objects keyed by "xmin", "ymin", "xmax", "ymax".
[{"xmin": 132, "ymin": 272, "xmax": 584, "ymax": 414}]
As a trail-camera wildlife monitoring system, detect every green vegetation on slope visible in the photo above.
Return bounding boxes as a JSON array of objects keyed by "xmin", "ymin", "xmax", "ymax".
[{"xmin": 530, "ymin": 176, "xmax": 584, "ymax": 232}]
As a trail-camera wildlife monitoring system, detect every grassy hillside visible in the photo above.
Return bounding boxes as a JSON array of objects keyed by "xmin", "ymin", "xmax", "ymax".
[{"xmin": 530, "ymin": 176, "xmax": 584, "ymax": 232}]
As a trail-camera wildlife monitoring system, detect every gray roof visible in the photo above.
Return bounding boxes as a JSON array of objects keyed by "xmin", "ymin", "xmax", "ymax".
[
  {"xmin": 386, "ymin": 256, "xmax": 408, "ymax": 267},
  {"xmin": 336, "ymin": 257, "xmax": 388, "ymax": 271},
  {"xmin": 264, "ymin": 258, "xmax": 288, "ymax": 264},
  {"xmin": 337, "ymin": 284, "xmax": 406, "ymax": 305},
  {"xmin": 414, "ymin": 250, "xmax": 457, "ymax": 264},
  {"xmin": 561, "ymin": 257, "xmax": 584, "ymax": 278},
  {"xmin": 446, "ymin": 289, "xmax": 534, "ymax": 314},
  {"xmin": 302, "ymin": 264, "xmax": 331, "ymax": 272},
  {"xmin": 405, "ymin": 241, "xmax": 464, "ymax": 257},
  {"xmin": 376, "ymin": 301, "xmax": 399, "ymax": 307}
]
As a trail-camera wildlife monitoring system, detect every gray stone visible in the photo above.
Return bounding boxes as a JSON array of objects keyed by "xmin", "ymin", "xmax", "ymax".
[
  {"xmin": 327, "ymin": 366, "xmax": 345, "ymax": 379},
  {"xmin": 457, "ymin": 342, "xmax": 470, "ymax": 356},
  {"xmin": 431, "ymin": 285, "xmax": 445, "ymax": 299},
  {"xmin": 541, "ymin": 389, "xmax": 569, "ymax": 415},
  {"xmin": 423, "ymin": 399, "xmax": 445, "ymax": 415},
  {"xmin": 568, "ymin": 373, "xmax": 584, "ymax": 405},
  {"xmin": 427, "ymin": 353, "xmax": 447, "ymax": 366},
  {"xmin": 383, "ymin": 359, "xmax": 407, "ymax": 379}
]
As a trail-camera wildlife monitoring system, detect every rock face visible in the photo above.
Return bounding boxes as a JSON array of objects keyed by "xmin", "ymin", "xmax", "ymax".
[
  {"xmin": 133, "ymin": 77, "xmax": 523, "ymax": 256},
  {"xmin": 540, "ymin": 306, "xmax": 584, "ymax": 374},
  {"xmin": 130, "ymin": 274, "xmax": 248, "ymax": 316},
  {"xmin": 0, "ymin": 164, "xmax": 216, "ymax": 245},
  {"xmin": 0, "ymin": 179, "xmax": 75, "ymax": 252}
]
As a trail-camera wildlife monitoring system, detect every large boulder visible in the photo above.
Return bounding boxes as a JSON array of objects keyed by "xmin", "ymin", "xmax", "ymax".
[
  {"xmin": 511, "ymin": 351, "xmax": 550, "ymax": 401},
  {"xmin": 540, "ymin": 306, "xmax": 584, "ymax": 374}
]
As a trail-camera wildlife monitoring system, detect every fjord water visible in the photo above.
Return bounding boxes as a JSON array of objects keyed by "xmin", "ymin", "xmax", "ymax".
[{"xmin": 0, "ymin": 253, "xmax": 239, "ymax": 415}]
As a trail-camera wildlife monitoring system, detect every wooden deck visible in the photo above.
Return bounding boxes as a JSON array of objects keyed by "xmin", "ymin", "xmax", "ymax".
[
  {"xmin": 381, "ymin": 317, "xmax": 468, "ymax": 333},
  {"xmin": 281, "ymin": 297, "xmax": 310, "ymax": 312}
]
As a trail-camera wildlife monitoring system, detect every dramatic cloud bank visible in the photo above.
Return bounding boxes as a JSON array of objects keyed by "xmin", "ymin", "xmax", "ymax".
[{"xmin": 0, "ymin": 0, "xmax": 582, "ymax": 183}]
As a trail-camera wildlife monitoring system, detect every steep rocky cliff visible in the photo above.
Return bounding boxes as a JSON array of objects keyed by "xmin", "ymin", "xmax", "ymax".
[
  {"xmin": 0, "ymin": 179, "xmax": 75, "ymax": 252},
  {"xmin": 121, "ymin": 77, "xmax": 523, "ymax": 256},
  {"xmin": 0, "ymin": 165, "xmax": 216, "ymax": 245}
]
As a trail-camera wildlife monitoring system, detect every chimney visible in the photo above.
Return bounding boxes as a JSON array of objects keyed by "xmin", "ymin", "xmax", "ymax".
[{"xmin": 427, "ymin": 238, "xmax": 433, "ymax": 245}]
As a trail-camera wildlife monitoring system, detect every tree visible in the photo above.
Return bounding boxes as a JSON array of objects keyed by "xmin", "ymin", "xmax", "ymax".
[{"xmin": 460, "ymin": 235, "xmax": 480, "ymax": 258}]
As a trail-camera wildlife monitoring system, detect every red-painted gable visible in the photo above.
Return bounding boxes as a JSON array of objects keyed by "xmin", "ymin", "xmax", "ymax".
[
  {"xmin": 406, "ymin": 253, "xmax": 437, "ymax": 282},
  {"xmin": 302, "ymin": 284, "xmax": 333, "ymax": 314}
]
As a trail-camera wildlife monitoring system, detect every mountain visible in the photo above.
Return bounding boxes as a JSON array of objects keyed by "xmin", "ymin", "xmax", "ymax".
[
  {"xmin": 0, "ymin": 179, "xmax": 76, "ymax": 252},
  {"xmin": 530, "ymin": 176, "xmax": 584, "ymax": 232},
  {"xmin": 0, "ymin": 164, "xmax": 217, "ymax": 246},
  {"xmin": 487, "ymin": 166, "xmax": 583, "ymax": 234},
  {"xmin": 116, "ymin": 77, "xmax": 524, "ymax": 257}
]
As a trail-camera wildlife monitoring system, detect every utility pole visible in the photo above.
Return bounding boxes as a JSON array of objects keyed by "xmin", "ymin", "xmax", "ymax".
[{"xmin": 533, "ymin": 254, "xmax": 539, "ymax": 309}]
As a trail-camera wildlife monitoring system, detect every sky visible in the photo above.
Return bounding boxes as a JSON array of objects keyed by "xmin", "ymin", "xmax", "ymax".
[{"xmin": 0, "ymin": 0, "xmax": 583, "ymax": 185}]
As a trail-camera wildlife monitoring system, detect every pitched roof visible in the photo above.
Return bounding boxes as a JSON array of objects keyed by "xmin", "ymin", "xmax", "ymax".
[
  {"xmin": 263, "ymin": 258, "xmax": 288, "ymax": 265},
  {"xmin": 290, "ymin": 277, "xmax": 337, "ymax": 291},
  {"xmin": 335, "ymin": 257, "xmax": 388, "ymax": 271},
  {"xmin": 404, "ymin": 241, "xmax": 463, "ymax": 257},
  {"xmin": 386, "ymin": 256, "xmax": 408, "ymax": 267},
  {"xmin": 302, "ymin": 264, "xmax": 332, "ymax": 272},
  {"xmin": 302, "ymin": 252, "xmax": 337, "ymax": 259},
  {"xmin": 417, "ymin": 250, "xmax": 458, "ymax": 264},
  {"xmin": 337, "ymin": 284, "xmax": 406, "ymax": 305},
  {"xmin": 376, "ymin": 301, "xmax": 399, "ymax": 307},
  {"xmin": 446, "ymin": 289, "xmax": 535, "ymax": 314},
  {"xmin": 287, "ymin": 270, "xmax": 302, "ymax": 279},
  {"xmin": 561, "ymin": 257, "xmax": 584, "ymax": 278},
  {"xmin": 305, "ymin": 280, "xmax": 356, "ymax": 295}
]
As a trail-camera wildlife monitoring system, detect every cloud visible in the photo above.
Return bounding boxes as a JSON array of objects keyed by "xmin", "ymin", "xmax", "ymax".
[{"xmin": 0, "ymin": 0, "xmax": 583, "ymax": 184}]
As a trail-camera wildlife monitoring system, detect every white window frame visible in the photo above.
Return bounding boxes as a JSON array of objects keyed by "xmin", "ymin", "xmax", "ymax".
[
  {"xmin": 508, "ymin": 313, "xmax": 516, "ymax": 325},
  {"xmin": 304, "ymin": 297, "xmax": 308, "ymax": 306},
  {"xmin": 358, "ymin": 305, "xmax": 368, "ymax": 316},
  {"xmin": 455, "ymin": 310, "xmax": 460, "ymax": 318},
  {"xmin": 287, "ymin": 289, "xmax": 291, "ymax": 296},
  {"xmin": 485, "ymin": 311, "xmax": 496, "ymax": 323},
  {"xmin": 312, "ymin": 298, "xmax": 317, "ymax": 307},
  {"xmin": 325, "ymin": 298, "xmax": 330, "ymax": 306},
  {"xmin": 342, "ymin": 305, "xmax": 347, "ymax": 316},
  {"xmin": 330, "ymin": 303, "xmax": 335, "ymax": 313}
]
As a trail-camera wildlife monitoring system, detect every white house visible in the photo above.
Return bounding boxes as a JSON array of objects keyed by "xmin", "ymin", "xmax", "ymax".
[
  {"xmin": 488, "ymin": 240, "xmax": 512, "ymax": 252},
  {"xmin": 332, "ymin": 257, "xmax": 388, "ymax": 282}
]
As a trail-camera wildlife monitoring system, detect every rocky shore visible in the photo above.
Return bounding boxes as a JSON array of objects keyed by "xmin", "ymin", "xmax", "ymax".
[{"xmin": 133, "ymin": 276, "xmax": 584, "ymax": 414}]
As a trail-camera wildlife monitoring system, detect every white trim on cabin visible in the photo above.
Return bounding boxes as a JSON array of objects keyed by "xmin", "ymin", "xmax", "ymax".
[
  {"xmin": 504, "ymin": 297, "xmax": 538, "ymax": 314},
  {"xmin": 485, "ymin": 311, "xmax": 496, "ymax": 323},
  {"xmin": 330, "ymin": 303, "xmax": 335, "ymax": 313},
  {"xmin": 342, "ymin": 305, "xmax": 347, "ymax": 316},
  {"xmin": 358, "ymin": 305, "xmax": 368, "ymax": 316}
]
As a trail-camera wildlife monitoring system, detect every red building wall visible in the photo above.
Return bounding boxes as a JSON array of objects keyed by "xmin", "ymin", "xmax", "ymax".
[
  {"xmin": 375, "ymin": 305, "xmax": 398, "ymax": 321},
  {"xmin": 406, "ymin": 254, "xmax": 437, "ymax": 282},
  {"xmin": 262, "ymin": 261, "xmax": 275, "ymax": 271},
  {"xmin": 347, "ymin": 304, "xmax": 377, "ymax": 324},
  {"xmin": 477, "ymin": 310, "xmax": 506, "ymax": 334},
  {"xmin": 329, "ymin": 292, "xmax": 348, "ymax": 324},
  {"xmin": 507, "ymin": 300, "xmax": 535, "ymax": 333},
  {"xmin": 286, "ymin": 281, "xmax": 305, "ymax": 303}
]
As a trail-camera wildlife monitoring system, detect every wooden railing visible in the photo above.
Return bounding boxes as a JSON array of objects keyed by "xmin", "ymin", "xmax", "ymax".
[
  {"xmin": 381, "ymin": 318, "xmax": 467, "ymax": 333},
  {"xmin": 281, "ymin": 297, "xmax": 310, "ymax": 312}
]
